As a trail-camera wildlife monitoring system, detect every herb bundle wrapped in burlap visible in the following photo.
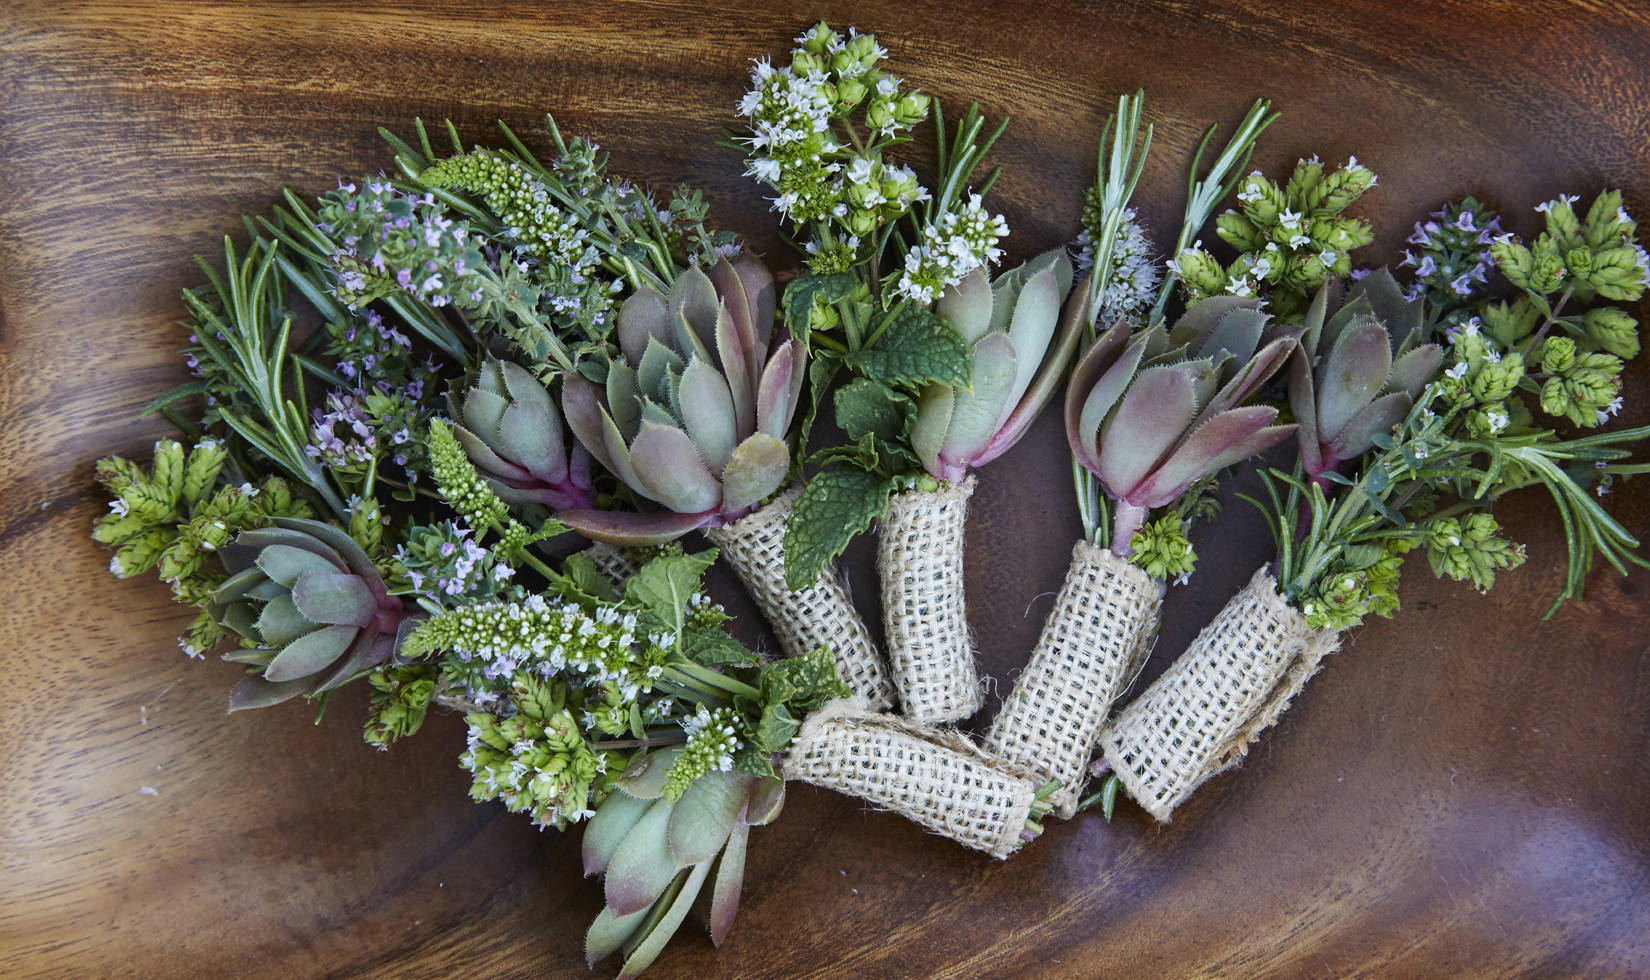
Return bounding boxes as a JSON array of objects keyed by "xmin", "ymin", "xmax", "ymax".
[
  {"xmin": 1102, "ymin": 190, "xmax": 1650, "ymax": 821},
  {"xmin": 986, "ymin": 96, "xmax": 1293, "ymax": 816},
  {"xmin": 783, "ymin": 699, "xmax": 1057, "ymax": 858}
]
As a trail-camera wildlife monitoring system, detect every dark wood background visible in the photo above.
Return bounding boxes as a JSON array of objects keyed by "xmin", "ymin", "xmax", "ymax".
[{"xmin": 3, "ymin": 2, "xmax": 1648, "ymax": 977}]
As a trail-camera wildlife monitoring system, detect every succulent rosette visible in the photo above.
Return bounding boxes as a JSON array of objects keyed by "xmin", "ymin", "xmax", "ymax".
[
  {"xmin": 557, "ymin": 252, "xmax": 802, "ymax": 544},
  {"xmin": 449, "ymin": 358, "xmax": 596, "ymax": 510},
  {"xmin": 910, "ymin": 249, "xmax": 1088, "ymax": 481},
  {"xmin": 210, "ymin": 517, "xmax": 407, "ymax": 710},
  {"xmin": 1067, "ymin": 296, "xmax": 1299, "ymax": 554},
  {"xmin": 1290, "ymin": 271, "xmax": 1444, "ymax": 487}
]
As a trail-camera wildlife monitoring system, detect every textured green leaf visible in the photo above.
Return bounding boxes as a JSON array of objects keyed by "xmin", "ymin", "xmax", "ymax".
[
  {"xmin": 782, "ymin": 272, "xmax": 856, "ymax": 347},
  {"xmin": 782, "ymin": 468, "xmax": 894, "ymax": 591},
  {"xmin": 681, "ymin": 624, "xmax": 758, "ymax": 667},
  {"xmin": 833, "ymin": 377, "xmax": 909, "ymax": 444},
  {"xmin": 625, "ymin": 549, "xmax": 717, "ymax": 636},
  {"xmin": 605, "ymin": 799, "xmax": 678, "ymax": 916},
  {"xmin": 845, "ymin": 306, "xmax": 972, "ymax": 389}
]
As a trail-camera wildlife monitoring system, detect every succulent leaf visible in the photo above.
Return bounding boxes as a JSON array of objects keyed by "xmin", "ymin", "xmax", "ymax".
[
  {"xmin": 264, "ymin": 623, "xmax": 356, "ymax": 683},
  {"xmin": 937, "ymin": 266, "xmax": 994, "ymax": 343},
  {"xmin": 586, "ymin": 904, "xmax": 650, "ymax": 968},
  {"xmin": 719, "ymin": 434, "xmax": 789, "ymax": 515},
  {"xmin": 585, "ymin": 788, "xmax": 653, "ymax": 877},
  {"xmin": 939, "ymin": 333, "xmax": 1018, "ymax": 469},
  {"xmin": 1097, "ymin": 364, "xmax": 1195, "ymax": 497},
  {"xmin": 667, "ymin": 771, "xmax": 749, "ymax": 868},
  {"xmin": 678, "ymin": 356, "xmax": 738, "ymax": 472},
  {"xmin": 1130, "ymin": 406, "xmax": 1289, "ymax": 508},
  {"xmin": 629, "ymin": 422, "xmax": 722, "ymax": 514},
  {"xmin": 754, "ymin": 341, "xmax": 798, "ymax": 441},
  {"xmin": 290, "ymin": 571, "xmax": 378, "ymax": 627},
  {"xmin": 256, "ymin": 544, "xmax": 341, "ymax": 587},
  {"xmin": 911, "ymin": 384, "xmax": 954, "ymax": 476},
  {"xmin": 708, "ymin": 821, "xmax": 749, "ymax": 947},
  {"xmin": 255, "ymin": 593, "xmax": 317, "ymax": 647},
  {"xmin": 605, "ymin": 799, "xmax": 678, "ymax": 917},
  {"xmin": 556, "ymin": 507, "xmax": 716, "ymax": 546},
  {"xmin": 618, "ymin": 286, "xmax": 672, "ymax": 365},
  {"xmin": 1326, "ymin": 390, "xmax": 1410, "ymax": 459},
  {"xmin": 1317, "ymin": 317, "xmax": 1394, "ymax": 441},
  {"xmin": 1387, "ymin": 344, "xmax": 1445, "ymax": 398}
]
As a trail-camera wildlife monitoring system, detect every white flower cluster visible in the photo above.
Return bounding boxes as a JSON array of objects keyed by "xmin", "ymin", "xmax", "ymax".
[
  {"xmin": 423, "ymin": 595, "xmax": 660, "ymax": 699},
  {"xmin": 1075, "ymin": 208, "xmax": 1159, "ymax": 325},
  {"xmin": 896, "ymin": 194, "xmax": 1009, "ymax": 304}
]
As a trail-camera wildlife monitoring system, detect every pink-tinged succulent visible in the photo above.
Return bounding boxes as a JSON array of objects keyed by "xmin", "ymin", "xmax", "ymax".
[
  {"xmin": 210, "ymin": 517, "xmax": 405, "ymax": 710},
  {"xmin": 912, "ymin": 249, "xmax": 1090, "ymax": 482},
  {"xmin": 582, "ymin": 748, "xmax": 786, "ymax": 977},
  {"xmin": 558, "ymin": 253, "xmax": 804, "ymax": 545},
  {"xmin": 1066, "ymin": 297, "xmax": 1299, "ymax": 554},
  {"xmin": 450, "ymin": 358, "xmax": 596, "ymax": 510},
  {"xmin": 1290, "ymin": 271, "xmax": 1444, "ymax": 487}
]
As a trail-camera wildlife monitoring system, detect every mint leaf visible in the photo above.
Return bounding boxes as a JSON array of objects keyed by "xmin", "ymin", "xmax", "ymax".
[
  {"xmin": 783, "ymin": 467, "xmax": 893, "ymax": 590},
  {"xmin": 682, "ymin": 623, "xmax": 758, "ymax": 668},
  {"xmin": 558, "ymin": 551, "xmax": 621, "ymax": 603},
  {"xmin": 625, "ymin": 548, "xmax": 717, "ymax": 636},
  {"xmin": 783, "ymin": 272, "xmax": 857, "ymax": 348},
  {"xmin": 845, "ymin": 306, "xmax": 972, "ymax": 389},
  {"xmin": 795, "ymin": 352, "xmax": 840, "ymax": 459},
  {"xmin": 761, "ymin": 645, "xmax": 848, "ymax": 712},
  {"xmin": 834, "ymin": 377, "xmax": 910, "ymax": 444}
]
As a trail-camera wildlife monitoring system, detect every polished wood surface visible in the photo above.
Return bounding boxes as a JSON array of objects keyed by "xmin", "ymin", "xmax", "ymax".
[{"xmin": 3, "ymin": 2, "xmax": 1648, "ymax": 977}]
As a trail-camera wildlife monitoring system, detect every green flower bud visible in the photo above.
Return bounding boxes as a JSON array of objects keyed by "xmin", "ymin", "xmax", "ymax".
[
  {"xmin": 1491, "ymin": 240, "xmax": 1535, "ymax": 289},
  {"xmin": 791, "ymin": 50, "xmax": 825, "ymax": 76},
  {"xmin": 1172, "ymin": 249, "xmax": 1227, "ymax": 297},
  {"xmin": 843, "ymin": 32, "xmax": 882, "ymax": 69},
  {"xmin": 1529, "ymin": 250, "xmax": 1569, "ymax": 295},
  {"xmin": 1542, "ymin": 197, "xmax": 1584, "ymax": 247},
  {"xmin": 1471, "ymin": 351, "xmax": 1525, "ymax": 402},
  {"xmin": 835, "ymin": 76, "xmax": 867, "ymax": 107},
  {"xmin": 1540, "ymin": 336, "xmax": 1576, "ymax": 373},
  {"xmin": 1564, "ymin": 246, "xmax": 1593, "ymax": 282},
  {"xmin": 1126, "ymin": 514, "xmax": 1198, "ymax": 582},
  {"xmin": 111, "ymin": 529, "xmax": 169, "ymax": 578},
  {"xmin": 1236, "ymin": 178, "xmax": 1283, "ymax": 228},
  {"xmin": 182, "ymin": 440, "xmax": 228, "ymax": 505},
  {"xmin": 349, "ymin": 496, "xmax": 385, "ymax": 557},
  {"xmin": 1480, "ymin": 298, "xmax": 1541, "ymax": 348},
  {"xmin": 1584, "ymin": 189, "xmax": 1633, "ymax": 248},
  {"xmin": 1584, "ymin": 246, "xmax": 1648, "ymax": 302},
  {"xmin": 1540, "ymin": 376, "xmax": 1571, "ymax": 417},
  {"xmin": 894, "ymin": 91, "xmax": 930, "ymax": 126},
  {"xmin": 864, "ymin": 99, "xmax": 894, "ymax": 134},
  {"xmin": 1216, "ymin": 211, "xmax": 1265, "ymax": 252},
  {"xmin": 1582, "ymin": 305, "xmax": 1640, "ymax": 359},
  {"xmin": 800, "ymin": 22, "xmax": 837, "ymax": 54}
]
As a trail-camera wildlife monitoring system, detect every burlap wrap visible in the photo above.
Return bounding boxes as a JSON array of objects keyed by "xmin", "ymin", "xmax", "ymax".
[
  {"xmin": 705, "ymin": 489, "xmax": 895, "ymax": 711},
  {"xmin": 1097, "ymin": 565, "xmax": 1341, "ymax": 822},
  {"xmin": 578, "ymin": 540, "xmax": 642, "ymax": 588},
  {"xmin": 879, "ymin": 476, "xmax": 982, "ymax": 724},
  {"xmin": 782, "ymin": 699, "xmax": 1037, "ymax": 859},
  {"xmin": 984, "ymin": 541, "xmax": 1164, "ymax": 818}
]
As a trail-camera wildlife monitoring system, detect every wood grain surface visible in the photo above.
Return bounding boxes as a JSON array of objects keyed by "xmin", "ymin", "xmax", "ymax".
[{"xmin": 3, "ymin": 2, "xmax": 1649, "ymax": 977}]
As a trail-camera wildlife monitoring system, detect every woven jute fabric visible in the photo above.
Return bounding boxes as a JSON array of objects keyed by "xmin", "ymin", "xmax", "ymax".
[
  {"xmin": 879, "ymin": 475, "xmax": 982, "ymax": 724},
  {"xmin": 1097, "ymin": 566, "xmax": 1341, "ymax": 822},
  {"xmin": 578, "ymin": 541, "xmax": 642, "ymax": 588},
  {"xmin": 782, "ymin": 699, "xmax": 1037, "ymax": 859},
  {"xmin": 705, "ymin": 489, "xmax": 895, "ymax": 711},
  {"xmin": 984, "ymin": 541, "xmax": 1164, "ymax": 818}
]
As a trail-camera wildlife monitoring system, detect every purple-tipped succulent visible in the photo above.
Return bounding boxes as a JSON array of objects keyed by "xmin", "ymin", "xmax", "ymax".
[
  {"xmin": 210, "ymin": 517, "xmax": 405, "ymax": 710},
  {"xmin": 1067, "ymin": 297, "xmax": 1299, "ymax": 554},
  {"xmin": 1290, "ymin": 270, "xmax": 1444, "ymax": 487},
  {"xmin": 912, "ymin": 249, "xmax": 1089, "ymax": 482},
  {"xmin": 559, "ymin": 253, "xmax": 804, "ymax": 545},
  {"xmin": 450, "ymin": 358, "xmax": 595, "ymax": 510},
  {"xmin": 582, "ymin": 748, "xmax": 786, "ymax": 974}
]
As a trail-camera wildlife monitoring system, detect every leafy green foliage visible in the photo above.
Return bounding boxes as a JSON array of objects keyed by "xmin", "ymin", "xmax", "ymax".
[
  {"xmin": 783, "ymin": 467, "xmax": 896, "ymax": 591},
  {"xmin": 843, "ymin": 306, "xmax": 973, "ymax": 388}
]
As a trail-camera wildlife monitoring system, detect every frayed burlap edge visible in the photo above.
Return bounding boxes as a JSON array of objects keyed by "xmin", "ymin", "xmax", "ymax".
[
  {"xmin": 879, "ymin": 475, "xmax": 983, "ymax": 725},
  {"xmin": 578, "ymin": 540, "xmax": 643, "ymax": 588},
  {"xmin": 1097, "ymin": 566, "xmax": 1341, "ymax": 822},
  {"xmin": 985, "ymin": 540, "xmax": 1164, "ymax": 818},
  {"xmin": 782, "ymin": 698, "xmax": 1037, "ymax": 859},
  {"xmin": 706, "ymin": 489, "xmax": 895, "ymax": 711}
]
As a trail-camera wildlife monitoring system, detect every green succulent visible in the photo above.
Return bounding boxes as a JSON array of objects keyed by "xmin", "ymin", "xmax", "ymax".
[
  {"xmin": 910, "ymin": 249, "xmax": 1087, "ymax": 481},
  {"xmin": 210, "ymin": 517, "xmax": 407, "ymax": 711},
  {"xmin": 583, "ymin": 746, "xmax": 786, "ymax": 979},
  {"xmin": 449, "ymin": 358, "xmax": 596, "ymax": 510}
]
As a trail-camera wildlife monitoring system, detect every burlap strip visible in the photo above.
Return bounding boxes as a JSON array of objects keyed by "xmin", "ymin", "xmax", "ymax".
[
  {"xmin": 782, "ymin": 699, "xmax": 1038, "ymax": 859},
  {"xmin": 578, "ymin": 540, "xmax": 642, "ymax": 588},
  {"xmin": 1097, "ymin": 566, "xmax": 1341, "ymax": 822},
  {"xmin": 985, "ymin": 541, "xmax": 1164, "ymax": 818},
  {"xmin": 879, "ymin": 476, "xmax": 982, "ymax": 724},
  {"xmin": 705, "ymin": 489, "xmax": 895, "ymax": 711}
]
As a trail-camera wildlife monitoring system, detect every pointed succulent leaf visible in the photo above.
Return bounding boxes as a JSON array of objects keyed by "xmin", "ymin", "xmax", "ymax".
[
  {"xmin": 719, "ymin": 434, "xmax": 788, "ymax": 514},
  {"xmin": 743, "ymin": 776, "xmax": 785, "ymax": 826},
  {"xmin": 584, "ymin": 789, "xmax": 654, "ymax": 877},
  {"xmin": 601, "ymin": 409, "xmax": 649, "ymax": 499},
  {"xmin": 629, "ymin": 422, "xmax": 722, "ymax": 515},
  {"xmin": 910, "ymin": 384, "xmax": 954, "ymax": 477},
  {"xmin": 586, "ymin": 904, "xmax": 650, "ymax": 968},
  {"xmin": 730, "ymin": 252, "xmax": 776, "ymax": 367},
  {"xmin": 678, "ymin": 356, "xmax": 738, "ymax": 472},
  {"xmin": 669, "ymin": 266, "xmax": 720, "ymax": 358},
  {"xmin": 1198, "ymin": 307, "xmax": 1269, "ymax": 365},
  {"xmin": 1298, "ymin": 282, "xmax": 1333, "ymax": 357},
  {"xmin": 1317, "ymin": 317, "xmax": 1394, "ymax": 441},
  {"xmin": 1138, "ymin": 421, "xmax": 1296, "ymax": 509},
  {"xmin": 450, "ymin": 422, "xmax": 530, "ymax": 483},
  {"xmin": 1128, "ymin": 405, "xmax": 1285, "ymax": 508},
  {"xmin": 1097, "ymin": 364, "xmax": 1199, "ymax": 499},
  {"xmin": 937, "ymin": 266, "xmax": 994, "ymax": 343},
  {"xmin": 496, "ymin": 398, "xmax": 567, "ymax": 484},
  {"xmin": 617, "ymin": 746, "xmax": 686, "ymax": 800},
  {"xmin": 237, "ymin": 527, "xmax": 347, "ymax": 573},
  {"xmin": 940, "ymin": 333, "xmax": 1018, "ymax": 468},
  {"xmin": 1075, "ymin": 337, "xmax": 1148, "ymax": 469},
  {"xmin": 1347, "ymin": 267, "xmax": 1424, "ymax": 349},
  {"xmin": 218, "ymin": 602, "xmax": 259, "ymax": 640},
  {"xmin": 709, "ymin": 256, "xmax": 758, "ymax": 359},
  {"xmin": 605, "ymin": 799, "xmax": 678, "ymax": 916},
  {"xmin": 708, "ymin": 820, "xmax": 749, "ymax": 947},
  {"xmin": 1319, "ymin": 294, "xmax": 1373, "ymax": 357},
  {"xmin": 1386, "ymin": 344, "xmax": 1444, "ymax": 398},
  {"xmin": 713, "ymin": 302, "xmax": 754, "ymax": 438},
  {"xmin": 618, "ymin": 286, "xmax": 672, "ymax": 365},
  {"xmin": 564, "ymin": 374, "xmax": 623, "ymax": 476},
  {"xmin": 1199, "ymin": 334, "xmax": 1299, "ymax": 421},
  {"xmin": 667, "ymin": 770, "xmax": 749, "ymax": 868},
  {"xmin": 228, "ymin": 674, "xmax": 314, "ymax": 712},
  {"xmin": 556, "ymin": 508, "xmax": 714, "ymax": 546},
  {"xmin": 1289, "ymin": 347, "xmax": 1324, "ymax": 475},
  {"xmin": 1000, "ymin": 258, "xmax": 1063, "ymax": 410},
  {"xmin": 985, "ymin": 279, "xmax": 1091, "ymax": 458},
  {"xmin": 314, "ymin": 633, "xmax": 392, "ymax": 692},
  {"xmin": 606, "ymin": 363, "xmax": 641, "ymax": 439},
  {"xmin": 616, "ymin": 860, "xmax": 713, "ymax": 980},
  {"xmin": 264, "ymin": 623, "xmax": 356, "ymax": 683},
  {"xmin": 460, "ymin": 387, "xmax": 509, "ymax": 435},
  {"xmin": 638, "ymin": 337, "xmax": 685, "ymax": 403},
  {"xmin": 1063, "ymin": 317, "xmax": 1135, "ymax": 470},
  {"xmin": 291, "ymin": 571, "xmax": 378, "ymax": 627},
  {"xmin": 271, "ymin": 518, "xmax": 378, "ymax": 582},
  {"xmin": 754, "ymin": 341, "xmax": 797, "ymax": 441},
  {"xmin": 256, "ymin": 544, "xmax": 341, "ymax": 588},
  {"xmin": 1327, "ymin": 390, "xmax": 1411, "ymax": 460},
  {"xmin": 213, "ymin": 566, "xmax": 271, "ymax": 606},
  {"xmin": 255, "ymin": 593, "xmax": 317, "ymax": 647},
  {"xmin": 1169, "ymin": 296, "xmax": 1261, "ymax": 350}
]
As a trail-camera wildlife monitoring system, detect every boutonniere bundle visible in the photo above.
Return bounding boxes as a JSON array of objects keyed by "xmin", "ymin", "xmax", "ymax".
[{"xmin": 93, "ymin": 20, "xmax": 1649, "ymax": 975}]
